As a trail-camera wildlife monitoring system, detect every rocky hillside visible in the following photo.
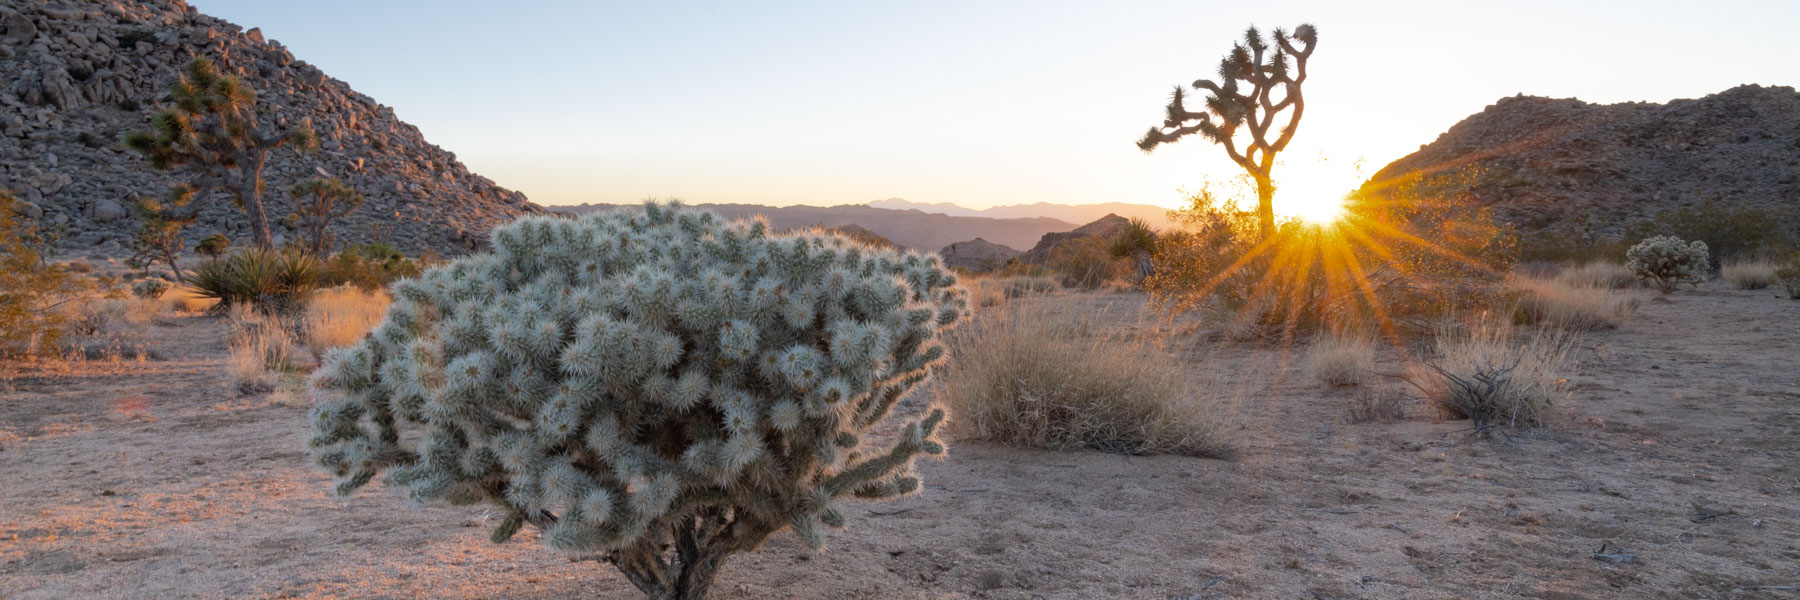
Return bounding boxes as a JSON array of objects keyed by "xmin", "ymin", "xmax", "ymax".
[
  {"xmin": 1019, "ymin": 214, "xmax": 1131, "ymax": 264},
  {"xmin": 1, "ymin": 0, "xmax": 540, "ymax": 257},
  {"xmin": 551, "ymin": 203, "xmax": 1077, "ymax": 252},
  {"xmin": 1363, "ymin": 85, "xmax": 1800, "ymax": 235},
  {"xmin": 938, "ymin": 237, "xmax": 1020, "ymax": 271}
]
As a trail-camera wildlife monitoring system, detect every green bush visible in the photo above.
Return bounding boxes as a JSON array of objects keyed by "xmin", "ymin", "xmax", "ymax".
[
  {"xmin": 1640, "ymin": 201, "xmax": 1791, "ymax": 268},
  {"xmin": 316, "ymin": 243, "xmax": 424, "ymax": 292},
  {"xmin": 2, "ymin": 191, "xmax": 83, "ymax": 355},
  {"xmin": 187, "ymin": 248, "xmax": 319, "ymax": 314},
  {"xmin": 131, "ymin": 278, "xmax": 172, "ymax": 299},
  {"xmin": 1625, "ymin": 235, "xmax": 1708, "ymax": 293}
]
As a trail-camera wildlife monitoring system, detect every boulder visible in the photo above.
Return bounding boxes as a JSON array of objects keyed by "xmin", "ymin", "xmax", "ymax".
[{"xmin": 87, "ymin": 198, "xmax": 127, "ymax": 221}]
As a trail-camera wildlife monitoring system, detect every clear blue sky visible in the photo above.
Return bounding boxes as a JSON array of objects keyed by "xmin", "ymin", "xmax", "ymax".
[{"xmin": 195, "ymin": 0, "xmax": 1799, "ymax": 214}]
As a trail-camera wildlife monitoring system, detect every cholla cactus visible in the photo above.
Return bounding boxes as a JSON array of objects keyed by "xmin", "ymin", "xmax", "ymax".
[
  {"xmin": 1625, "ymin": 235, "xmax": 1708, "ymax": 293},
  {"xmin": 131, "ymin": 278, "xmax": 172, "ymax": 299},
  {"xmin": 307, "ymin": 202, "xmax": 966, "ymax": 599}
]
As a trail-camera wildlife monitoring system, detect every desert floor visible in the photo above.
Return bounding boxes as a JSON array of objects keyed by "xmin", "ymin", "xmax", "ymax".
[{"xmin": 3, "ymin": 283, "xmax": 1797, "ymax": 599}]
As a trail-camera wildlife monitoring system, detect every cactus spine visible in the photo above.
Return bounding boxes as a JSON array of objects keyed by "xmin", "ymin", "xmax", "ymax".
[{"xmin": 307, "ymin": 202, "xmax": 967, "ymax": 599}]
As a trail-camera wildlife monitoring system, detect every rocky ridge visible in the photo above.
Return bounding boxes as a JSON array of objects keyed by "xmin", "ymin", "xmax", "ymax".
[
  {"xmin": 1364, "ymin": 85, "xmax": 1800, "ymax": 235},
  {"xmin": 1, "ymin": 0, "xmax": 541, "ymax": 257}
]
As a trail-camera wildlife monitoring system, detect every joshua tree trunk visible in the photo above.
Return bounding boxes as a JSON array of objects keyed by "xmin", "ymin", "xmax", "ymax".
[
  {"xmin": 1254, "ymin": 173, "xmax": 1275, "ymax": 237},
  {"xmin": 238, "ymin": 152, "xmax": 275, "ymax": 250}
]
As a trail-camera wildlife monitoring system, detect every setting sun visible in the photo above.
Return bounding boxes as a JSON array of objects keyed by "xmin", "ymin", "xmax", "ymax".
[{"xmin": 1284, "ymin": 191, "xmax": 1350, "ymax": 224}]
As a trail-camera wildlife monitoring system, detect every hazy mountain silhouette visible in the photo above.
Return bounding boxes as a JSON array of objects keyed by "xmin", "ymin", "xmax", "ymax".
[{"xmin": 549, "ymin": 203, "xmax": 1078, "ymax": 252}]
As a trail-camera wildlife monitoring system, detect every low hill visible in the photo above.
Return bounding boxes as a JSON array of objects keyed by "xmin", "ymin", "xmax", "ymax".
[
  {"xmin": 938, "ymin": 237, "xmax": 1020, "ymax": 271},
  {"xmin": 1, "ymin": 0, "xmax": 540, "ymax": 256},
  {"xmin": 1362, "ymin": 85, "xmax": 1800, "ymax": 235},
  {"xmin": 869, "ymin": 198, "xmax": 1175, "ymax": 231},
  {"xmin": 550, "ymin": 203, "xmax": 1078, "ymax": 252},
  {"xmin": 1019, "ymin": 214, "xmax": 1132, "ymax": 264}
]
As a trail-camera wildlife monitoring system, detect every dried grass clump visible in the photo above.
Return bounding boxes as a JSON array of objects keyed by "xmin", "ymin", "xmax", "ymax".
[
  {"xmin": 225, "ymin": 306, "xmax": 298, "ymax": 395},
  {"xmin": 1307, "ymin": 334, "xmax": 1375, "ymax": 387},
  {"xmin": 1412, "ymin": 321, "xmax": 1573, "ymax": 435},
  {"xmin": 165, "ymin": 285, "xmax": 217, "ymax": 314},
  {"xmin": 1722, "ymin": 260, "xmax": 1776, "ymax": 290},
  {"xmin": 302, "ymin": 285, "xmax": 390, "ymax": 360},
  {"xmin": 937, "ymin": 305, "xmax": 1231, "ymax": 457},
  {"xmin": 1004, "ymin": 275, "xmax": 1060, "ymax": 298},
  {"xmin": 1554, "ymin": 261, "xmax": 1635, "ymax": 290},
  {"xmin": 1512, "ymin": 276, "xmax": 1639, "ymax": 331},
  {"xmin": 1345, "ymin": 388, "xmax": 1406, "ymax": 423}
]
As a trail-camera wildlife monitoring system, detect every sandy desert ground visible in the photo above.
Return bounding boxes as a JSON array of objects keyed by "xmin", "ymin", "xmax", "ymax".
[{"xmin": 2, "ymin": 283, "xmax": 1797, "ymax": 599}]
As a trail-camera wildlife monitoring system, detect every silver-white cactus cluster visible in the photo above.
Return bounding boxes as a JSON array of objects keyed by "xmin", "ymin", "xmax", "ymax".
[
  {"xmin": 307, "ymin": 202, "xmax": 967, "ymax": 558},
  {"xmin": 1626, "ymin": 235, "xmax": 1708, "ymax": 293}
]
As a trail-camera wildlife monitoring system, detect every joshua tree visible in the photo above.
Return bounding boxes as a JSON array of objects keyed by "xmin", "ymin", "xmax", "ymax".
[
  {"xmin": 195, "ymin": 233, "xmax": 230, "ymax": 261},
  {"xmin": 1138, "ymin": 24, "xmax": 1318, "ymax": 237},
  {"xmin": 124, "ymin": 57, "xmax": 316, "ymax": 250},
  {"xmin": 126, "ymin": 186, "xmax": 198, "ymax": 282},
  {"xmin": 286, "ymin": 177, "xmax": 364, "ymax": 256},
  {"xmin": 308, "ymin": 203, "xmax": 968, "ymax": 599}
]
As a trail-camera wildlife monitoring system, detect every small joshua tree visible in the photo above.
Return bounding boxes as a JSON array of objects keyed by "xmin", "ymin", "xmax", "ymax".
[
  {"xmin": 1138, "ymin": 24, "xmax": 1318, "ymax": 238},
  {"xmin": 1625, "ymin": 235, "xmax": 1708, "ymax": 293},
  {"xmin": 124, "ymin": 57, "xmax": 317, "ymax": 250},
  {"xmin": 127, "ymin": 186, "xmax": 197, "ymax": 282},
  {"xmin": 196, "ymin": 233, "xmax": 230, "ymax": 262},
  {"xmin": 308, "ymin": 202, "xmax": 967, "ymax": 599},
  {"xmin": 285, "ymin": 177, "xmax": 364, "ymax": 256}
]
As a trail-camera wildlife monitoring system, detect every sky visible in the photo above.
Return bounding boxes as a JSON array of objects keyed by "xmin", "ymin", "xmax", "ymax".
[{"xmin": 194, "ymin": 0, "xmax": 1800, "ymax": 215}]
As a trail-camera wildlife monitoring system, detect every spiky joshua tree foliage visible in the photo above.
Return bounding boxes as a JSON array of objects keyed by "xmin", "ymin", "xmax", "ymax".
[
  {"xmin": 1138, "ymin": 24, "xmax": 1318, "ymax": 237},
  {"xmin": 307, "ymin": 202, "xmax": 968, "ymax": 599},
  {"xmin": 123, "ymin": 57, "xmax": 317, "ymax": 250},
  {"xmin": 285, "ymin": 177, "xmax": 365, "ymax": 256}
]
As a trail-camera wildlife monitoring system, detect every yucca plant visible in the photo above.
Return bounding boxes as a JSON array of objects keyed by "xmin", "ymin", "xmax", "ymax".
[{"xmin": 187, "ymin": 248, "xmax": 318, "ymax": 314}]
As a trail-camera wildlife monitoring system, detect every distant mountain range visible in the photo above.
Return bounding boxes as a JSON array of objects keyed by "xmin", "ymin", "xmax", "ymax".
[
  {"xmin": 867, "ymin": 198, "xmax": 1177, "ymax": 230},
  {"xmin": 548, "ymin": 203, "xmax": 1078, "ymax": 252}
]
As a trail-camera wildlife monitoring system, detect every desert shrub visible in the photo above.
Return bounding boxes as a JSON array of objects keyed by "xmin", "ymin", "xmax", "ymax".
[
  {"xmin": 306, "ymin": 203, "xmax": 967, "ymax": 600},
  {"xmin": 165, "ymin": 285, "xmax": 216, "ymax": 313},
  {"xmin": 1625, "ymin": 235, "xmax": 1708, "ymax": 293},
  {"xmin": 187, "ymin": 248, "xmax": 319, "ymax": 313},
  {"xmin": 1004, "ymin": 275, "xmax": 1060, "ymax": 297},
  {"xmin": 316, "ymin": 242, "xmax": 422, "ymax": 292},
  {"xmin": 131, "ymin": 278, "xmax": 172, "ymax": 299},
  {"xmin": 937, "ymin": 304, "xmax": 1231, "ymax": 457},
  {"xmin": 1149, "ymin": 174, "xmax": 1517, "ymax": 336},
  {"xmin": 1777, "ymin": 253, "xmax": 1800, "ymax": 299},
  {"xmin": 1411, "ymin": 321, "xmax": 1573, "ymax": 435},
  {"xmin": 1306, "ymin": 334, "xmax": 1375, "ymax": 387},
  {"xmin": 1641, "ymin": 201, "xmax": 1791, "ymax": 267},
  {"xmin": 1511, "ymin": 276, "xmax": 1638, "ymax": 331},
  {"xmin": 1106, "ymin": 217, "xmax": 1158, "ymax": 283},
  {"xmin": 1555, "ymin": 261, "xmax": 1635, "ymax": 290},
  {"xmin": 1722, "ymin": 259, "xmax": 1776, "ymax": 290},
  {"xmin": 226, "ymin": 306, "xmax": 298, "ymax": 395},
  {"xmin": 1, "ymin": 191, "xmax": 84, "ymax": 356},
  {"xmin": 302, "ymin": 286, "xmax": 390, "ymax": 361},
  {"xmin": 1049, "ymin": 236, "xmax": 1128, "ymax": 290},
  {"xmin": 1345, "ymin": 388, "xmax": 1406, "ymax": 423},
  {"xmin": 195, "ymin": 233, "xmax": 230, "ymax": 260}
]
